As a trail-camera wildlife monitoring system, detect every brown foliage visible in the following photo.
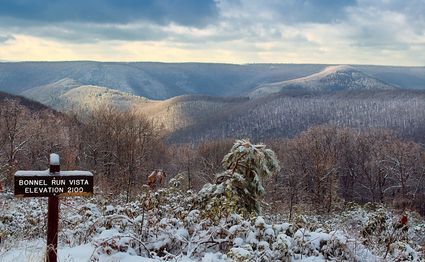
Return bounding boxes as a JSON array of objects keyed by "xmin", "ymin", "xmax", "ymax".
[{"xmin": 267, "ymin": 126, "xmax": 425, "ymax": 215}]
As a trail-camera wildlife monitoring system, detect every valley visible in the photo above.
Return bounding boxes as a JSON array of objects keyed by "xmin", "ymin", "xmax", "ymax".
[
  {"xmin": 2, "ymin": 1, "xmax": 425, "ymax": 261},
  {"xmin": 1, "ymin": 62, "xmax": 425, "ymax": 261},
  {"xmin": 1, "ymin": 62, "xmax": 422, "ymax": 143}
]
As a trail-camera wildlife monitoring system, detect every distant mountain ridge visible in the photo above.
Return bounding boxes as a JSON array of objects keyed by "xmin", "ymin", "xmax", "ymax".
[
  {"xmin": 0, "ymin": 62, "xmax": 424, "ymax": 100},
  {"xmin": 2, "ymin": 62, "xmax": 425, "ymax": 143},
  {"xmin": 169, "ymin": 89, "xmax": 425, "ymax": 143},
  {"xmin": 249, "ymin": 65, "xmax": 396, "ymax": 97}
]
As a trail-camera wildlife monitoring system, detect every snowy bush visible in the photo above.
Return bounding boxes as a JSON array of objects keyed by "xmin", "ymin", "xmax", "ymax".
[
  {"xmin": 1, "ymin": 192, "xmax": 425, "ymax": 261},
  {"xmin": 196, "ymin": 139, "xmax": 280, "ymax": 218},
  {"xmin": 1, "ymin": 140, "xmax": 424, "ymax": 261}
]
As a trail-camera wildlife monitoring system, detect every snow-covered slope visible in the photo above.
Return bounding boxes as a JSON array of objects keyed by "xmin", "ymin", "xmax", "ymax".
[
  {"xmin": 22, "ymin": 82, "xmax": 247, "ymax": 133},
  {"xmin": 21, "ymin": 79, "xmax": 150, "ymax": 112},
  {"xmin": 59, "ymin": 85, "xmax": 150, "ymax": 111},
  {"xmin": 21, "ymin": 78, "xmax": 81, "ymax": 106},
  {"xmin": 250, "ymin": 65, "xmax": 397, "ymax": 98},
  {"xmin": 1, "ymin": 192, "xmax": 424, "ymax": 261},
  {"xmin": 0, "ymin": 62, "xmax": 327, "ymax": 99},
  {"xmin": 1, "ymin": 62, "xmax": 424, "ymax": 99}
]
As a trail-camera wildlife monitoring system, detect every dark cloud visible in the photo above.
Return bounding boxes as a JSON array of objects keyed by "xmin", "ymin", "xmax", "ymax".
[
  {"xmin": 35, "ymin": 23, "xmax": 168, "ymax": 43},
  {"xmin": 0, "ymin": 0, "xmax": 219, "ymax": 27},
  {"xmin": 0, "ymin": 0, "xmax": 423, "ymax": 66},
  {"xmin": 0, "ymin": 20, "xmax": 195, "ymax": 43}
]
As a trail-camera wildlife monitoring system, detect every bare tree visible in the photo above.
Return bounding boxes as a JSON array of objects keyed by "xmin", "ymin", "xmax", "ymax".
[{"xmin": 79, "ymin": 105, "xmax": 163, "ymax": 200}]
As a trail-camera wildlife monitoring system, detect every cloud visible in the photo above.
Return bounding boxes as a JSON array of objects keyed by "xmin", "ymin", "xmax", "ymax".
[
  {"xmin": 7, "ymin": 22, "xmax": 169, "ymax": 43},
  {"xmin": 218, "ymin": 0, "xmax": 357, "ymax": 24},
  {"xmin": 0, "ymin": 0, "xmax": 219, "ymax": 27},
  {"xmin": 344, "ymin": 0, "xmax": 425, "ymax": 51},
  {"xmin": 0, "ymin": 0, "xmax": 424, "ymax": 65},
  {"xmin": 0, "ymin": 0, "xmax": 220, "ymax": 43},
  {"xmin": 0, "ymin": 34, "xmax": 15, "ymax": 43}
]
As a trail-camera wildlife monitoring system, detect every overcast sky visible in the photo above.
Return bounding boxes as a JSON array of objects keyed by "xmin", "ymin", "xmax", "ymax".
[{"xmin": 0, "ymin": 0, "xmax": 424, "ymax": 65}]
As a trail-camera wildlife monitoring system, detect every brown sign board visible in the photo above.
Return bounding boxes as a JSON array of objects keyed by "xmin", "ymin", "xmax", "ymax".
[{"xmin": 14, "ymin": 170, "xmax": 93, "ymax": 197}]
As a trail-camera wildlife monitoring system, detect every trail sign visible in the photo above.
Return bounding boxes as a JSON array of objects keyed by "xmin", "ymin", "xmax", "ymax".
[
  {"xmin": 14, "ymin": 154, "xmax": 94, "ymax": 262},
  {"xmin": 15, "ymin": 171, "xmax": 93, "ymax": 197}
]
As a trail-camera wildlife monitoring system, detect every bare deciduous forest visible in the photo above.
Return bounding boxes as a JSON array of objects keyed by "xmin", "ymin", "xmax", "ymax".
[
  {"xmin": 171, "ymin": 90, "xmax": 425, "ymax": 144},
  {"xmin": 1, "ymin": 95, "xmax": 424, "ymax": 217}
]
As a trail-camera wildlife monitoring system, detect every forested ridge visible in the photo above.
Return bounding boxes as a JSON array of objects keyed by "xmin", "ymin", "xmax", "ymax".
[{"xmin": 170, "ymin": 90, "xmax": 425, "ymax": 144}]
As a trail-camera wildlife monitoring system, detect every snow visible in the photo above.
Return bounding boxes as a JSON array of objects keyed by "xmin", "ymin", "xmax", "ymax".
[
  {"xmin": 201, "ymin": 253, "xmax": 228, "ymax": 262},
  {"xmin": 176, "ymin": 228, "xmax": 189, "ymax": 240},
  {"xmin": 265, "ymin": 227, "xmax": 275, "ymax": 237},
  {"xmin": 14, "ymin": 170, "xmax": 49, "ymax": 176},
  {"xmin": 1, "ymin": 189, "xmax": 424, "ymax": 261},
  {"xmin": 14, "ymin": 170, "xmax": 93, "ymax": 176},
  {"xmin": 228, "ymin": 224, "xmax": 240, "ymax": 234},
  {"xmin": 295, "ymin": 257, "xmax": 326, "ymax": 261},
  {"xmin": 230, "ymin": 247, "xmax": 251, "ymax": 257},
  {"xmin": 97, "ymin": 228, "xmax": 121, "ymax": 239},
  {"xmin": 233, "ymin": 237, "xmax": 244, "ymax": 247},
  {"xmin": 0, "ymin": 240, "xmax": 158, "ymax": 262},
  {"xmin": 60, "ymin": 243, "xmax": 96, "ymax": 261},
  {"xmin": 250, "ymin": 64, "xmax": 395, "ymax": 97},
  {"xmin": 255, "ymin": 216, "xmax": 265, "ymax": 227},
  {"xmin": 105, "ymin": 205, "xmax": 115, "ymax": 214},
  {"xmin": 0, "ymin": 239, "xmax": 46, "ymax": 262},
  {"xmin": 309, "ymin": 231, "xmax": 331, "ymax": 250},
  {"xmin": 50, "ymin": 153, "xmax": 60, "ymax": 165},
  {"xmin": 59, "ymin": 171, "xmax": 93, "ymax": 176}
]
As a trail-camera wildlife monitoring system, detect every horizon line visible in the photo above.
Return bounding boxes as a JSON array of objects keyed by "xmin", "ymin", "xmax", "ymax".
[{"xmin": 0, "ymin": 60, "xmax": 424, "ymax": 68}]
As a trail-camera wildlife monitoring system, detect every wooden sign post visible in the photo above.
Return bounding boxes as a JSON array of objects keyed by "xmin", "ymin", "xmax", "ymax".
[{"xmin": 14, "ymin": 154, "xmax": 93, "ymax": 262}]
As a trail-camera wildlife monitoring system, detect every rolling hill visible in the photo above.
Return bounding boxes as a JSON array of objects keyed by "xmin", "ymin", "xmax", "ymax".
[
  {"xmin": 249, "ymin": 65, "xmax": 396, "ymax": 97},
  {"xmin": 0, "ymin": 62, "xmax": 424, "ymax": 100},
  {"xmin": 21, "ymin": 81, "xmax": 247, "ymax": 132},
  {"xmin": 2, "ymin": 62, "xmax": 425, "ymax": 143},
  {"xmin": 0, "ymin": 62, "xmax": 325, "ymax": 99},
  {"xmin": 169, "ymin": 89, "xmax": 425, "ymax": 143}
]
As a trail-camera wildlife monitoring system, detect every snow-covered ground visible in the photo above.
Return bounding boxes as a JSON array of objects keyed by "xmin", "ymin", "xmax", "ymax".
[
  {"xmin": 1, "ymin": 190, "xmax": 424, "ymax": 261},
  {"xmin": 1, "ymin": 239, "xmax": 190, "ymax": 262}
]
